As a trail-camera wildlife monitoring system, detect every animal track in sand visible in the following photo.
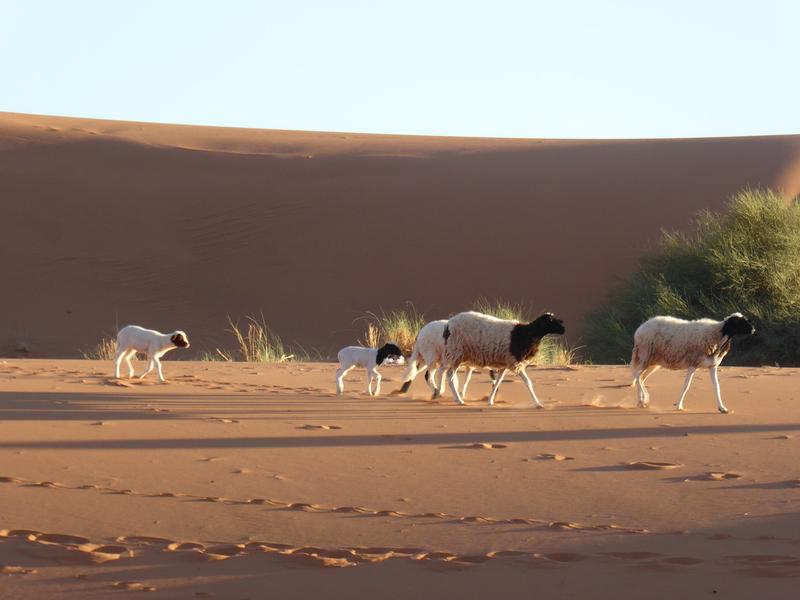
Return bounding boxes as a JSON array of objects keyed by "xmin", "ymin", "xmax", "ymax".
[
  {"xmin": 5, "ymin": 523, "xmax": 767, "ymax": 574},
  {"xmin": 625, "ymin": 461, "xmax": 682, "ymax": 470},
  {"xmin": 447, "ymin": 443, "xmax": 507, "ymax": 450},
  {"xmin": 0, "ymin": 474, "xmax": 648, "ymax": 534},
  {"xmin": 1, "ymin": 565, "xmax": 37, "ymax": 575},
  {"xmin": 297, "ymin": 424, "xmax": 342, "ymax": 430},
  {"xmin": 114, "ymin": 581, "xmax": 157, "ymax": 592},
  {"xmin": 703, "ymin": 472, "xmax": 743, "ymax": 481},
  {"xmin": 537, "ymin": 453, "xmax": 574, "ymax": 461}
]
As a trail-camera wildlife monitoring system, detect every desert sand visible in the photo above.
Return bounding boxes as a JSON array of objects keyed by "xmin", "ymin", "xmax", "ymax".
[
  {"xmin": 1, "ymin": 358, "xmax": 799, "ymax": 598},
  {"xmin": 2, "ymin": 112, "xmax": 800, "ymax": 357}
]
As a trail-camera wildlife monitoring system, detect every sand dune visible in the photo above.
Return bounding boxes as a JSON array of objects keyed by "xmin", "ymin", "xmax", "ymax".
[
  {"xmin": 1, "ymin": 359, "xmax": 799, "ymax": 597},
  {"xmin": 2, "ymin": 112, "xmax": 800, "ymax": 357}
]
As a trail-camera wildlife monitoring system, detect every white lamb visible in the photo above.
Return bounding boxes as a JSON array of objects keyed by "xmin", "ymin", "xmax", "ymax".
[
  {"xmin": 441, "ymin": 311, "xmax": 566, "ymax": 406},
  {"xmin": 114, "ymin": 325, "xmax": 190, "ymax": 382},
  {"xmin": 396, "ymin": 319, "xmax": 495, "ymax": 399},
  {"xmin": 336, "ymin": 342, "xmax": 404, "ymax": 396},
  {"xmin": 631, "ymin": 313, "xmax": 755, "ymax": 413}
]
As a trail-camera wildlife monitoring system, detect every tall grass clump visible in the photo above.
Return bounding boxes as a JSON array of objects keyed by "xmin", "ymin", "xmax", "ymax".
[
  {"xmin": 359, "ymin": 304, "xmax": 426, "ymax": 355},
  {"xmin": 471, "ymin": 298, "xmax": 576, "ymax": 366},
  {"xmin": 584, "ymin": 188, "xmax": 800, "ymax": 366},
  {"xmin": 82, "ymin": 336, "xmax": 117, "ymax": 360},
  {"xmin": 225, "ymin": 314, "xmax": 309, "ymax": 363}
]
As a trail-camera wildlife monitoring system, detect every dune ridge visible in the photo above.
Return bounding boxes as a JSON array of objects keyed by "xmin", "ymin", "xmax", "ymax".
[{"xmin": 2, "ymin": 112, "xmax": 800, "ymax": 358}]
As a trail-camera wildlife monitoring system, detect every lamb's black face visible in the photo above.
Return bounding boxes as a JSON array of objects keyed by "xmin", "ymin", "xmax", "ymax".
[
  {"xmin": 722, "ymin": 314, "xmax": 755, "ymax": 338},
  {"xmin": 534, "ymin": 313, "xmax": 566, "ymax": 336},
  {"xmin": 376, "ymin": 343, "xmax": 403, "ymax": 365},
  {"xmin": 171, "ymin": 332, "xmax": 190, "ymax": 348}
]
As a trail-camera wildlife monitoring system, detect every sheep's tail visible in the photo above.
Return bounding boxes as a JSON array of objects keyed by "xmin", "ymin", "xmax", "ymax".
[{"xmin": 396, "ymin": 345, "xmax": 421, "ymax": 394}]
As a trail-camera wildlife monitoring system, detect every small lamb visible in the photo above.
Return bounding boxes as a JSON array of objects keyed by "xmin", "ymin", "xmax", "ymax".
[
  {"xmin": 631, "ymin": 313, "xmax": 755, "ymax": 413},
  {"xmin": 114, "ymin": 325, "xmax": 190, "ymax": 382},
  {"xmin": 336, "ymin": 342, "xmax": 404, "ymax": 396}
]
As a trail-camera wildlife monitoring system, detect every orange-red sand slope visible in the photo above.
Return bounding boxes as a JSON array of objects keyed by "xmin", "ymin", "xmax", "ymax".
[{"xmin": 2, "ymin": 112, "xmax": 800, "ymax": 357}]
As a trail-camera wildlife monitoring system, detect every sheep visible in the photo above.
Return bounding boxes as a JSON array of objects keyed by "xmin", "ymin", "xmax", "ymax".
[
  {"xmin": 631, "ymin": 312, "xmax": 755, "ymax": 413},
  {"xmin": 441, "ymin": 311, "xmax": 566, "ymax": 406},
  {"xmin": 114, "ymin": 325, "xmax": 190, "ymax": 382},
  {"xmin": 336, "ymin": 342, "xmax": 404, "ymax": 396},
  {"xmin": 396, "ymin": 319, "xmax": 495, "ymax": 399}
]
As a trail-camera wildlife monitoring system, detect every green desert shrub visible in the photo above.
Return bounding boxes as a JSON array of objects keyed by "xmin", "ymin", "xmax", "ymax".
[{"xmin": 584, "ymin": 188, "xmax": 800, "ymax": 366}]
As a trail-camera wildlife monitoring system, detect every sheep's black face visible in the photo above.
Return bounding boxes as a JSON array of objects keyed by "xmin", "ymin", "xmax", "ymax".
[
  {"xmin": 171, "ymin": 332, "xmax": 190, "ymax": 348},
  {"xmin": 722, "ymin": 314, "xmax": 755, "ymax": 338},
  {"xmin": 534, "ymin": 313, "xmax": 566, "ymax": 336},
  {"xmin": 376, "ymin": 343, "xmax": 404, "ymax": 365}
]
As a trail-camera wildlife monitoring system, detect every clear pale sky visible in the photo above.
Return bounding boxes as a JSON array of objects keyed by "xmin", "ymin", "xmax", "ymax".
[{"xmin": 3, "ymin": 0, "xmax": 799, "ymax": 138}]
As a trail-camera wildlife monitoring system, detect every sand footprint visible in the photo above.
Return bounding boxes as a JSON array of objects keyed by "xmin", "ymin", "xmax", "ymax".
[
  {"xmin": 537, "ymin": 453, "xmax": 574, "ymax": 461},
  {"xmin": 0, "ymin": 565, "xmax": 37, "ymax": 575},
  {"xmin": 114, "ymin": 581, "xmax": 157, "ymax": 592},
  {"xmin": 297, "ymin": 424, "xmax": 342, "ymax": 430},
  {"xmin": 703, "ymin": 471, "xmax": 742, "ymax": 481},
  {"xmin": 625, "ymin": 461, "xmax": 682, "ymax": 470}
]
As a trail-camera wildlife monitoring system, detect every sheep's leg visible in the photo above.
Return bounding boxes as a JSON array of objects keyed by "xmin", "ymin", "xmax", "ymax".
[
  {"xmin": 424, "ymin": 366, "xmax": 438, "ymax": 396},
  {"xmin": 518, "ymin": 368, "xmax": 544, "ymax": 408},
  {"xmin": 398, "ymin": 357, "xmax": 420, "ymax": 393},
  {"xmin": 675, "ymin": 367, "xmax": 696, "ymax": 411},
  {"xmin": 641, "ymin": 365, "xmax": 659, "ymax": 384},
  {"xmin": 460, "ymin": 367, "xmax": 474, "ymax": 398},
  {"xmin": 371, "ymin": 368, "xmax": 382, "ymax": 396},
  {"xmin": 633, "ymin": 367, "xmax": 649, "ymax": 407},
  {"xmin": 435, "ymin": 366, "xmax": 447, "ymax": 398},
  {"xmin": 335, "ymin": 366, "xmax": 353, "ymax": 395},
  {"xmin": 486, "ymin": 369, "xmax": 507, "ymax": 406},
  {"xmin": 446, "ymin": 367, "xmax": 466, "ymax": 405},
  {"xmin": 125, "ymin": 351, "xmax": 136, "ymax": 378},
  {"xmin": 139, "ymin": 356, "xmax": 155, "ymax": 380},
  {"xmin": 709, "ymin": 366, "xmax": 728, "ymax": 414},
  {"xmin": 113, "ymin": 349, "xmax": 125, "ymax": 378},
  {"xmin": 155, "ymin": 357, "xmax": 167, "ymax": 383}
]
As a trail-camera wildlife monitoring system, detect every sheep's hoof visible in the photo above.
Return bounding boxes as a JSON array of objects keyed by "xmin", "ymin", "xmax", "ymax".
[
  {"xmin": 432, "ymin": 391, "xmax": 441, "ymax": 400},
  {"xmin": 535, "ymin": 404, "xmax": 544, "ymax": 409},
  {"xmin": 638, "ymin": 402, "xmax": 649, "ymax": 409},
  {"xmin": 719, "ymin": 407, "xmax": 729, "ymax": 414}
]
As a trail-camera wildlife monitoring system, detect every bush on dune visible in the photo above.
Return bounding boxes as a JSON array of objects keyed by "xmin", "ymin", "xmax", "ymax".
[{"xmin": 584, "ymin": 189, "xmax": 800, "ymax": 366}]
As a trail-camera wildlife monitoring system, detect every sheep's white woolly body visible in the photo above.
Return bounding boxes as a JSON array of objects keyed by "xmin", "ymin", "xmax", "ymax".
[
  {"xmin": 631, "ymin": 313, "xmax": 753, "ymax": 413},
  {"xmin": 443, "ymin": 312, "xmax": 529, "ymax": 372},
  {"xmin": 114, "ymin": 325, "xmax": 190, "ymax": 383},
  {"xmin": 398, "ymin": 320, "xmax": 482, "ymax": 398},
  {"xmin": 441, "ymin": 311, "xmax": 565, "ymax": 407},
  {"xmin": 632, "ymin": 316, "xmax": 731, "ymax": 371},
  {"xmin": 335, "ymin": 344, "xmax": 403, "ymax": 396}
]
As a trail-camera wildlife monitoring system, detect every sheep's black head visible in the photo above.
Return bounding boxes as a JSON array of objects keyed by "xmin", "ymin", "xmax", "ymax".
[
  {"xmin": 722, "ymin": 313, "xmax": 755, "ymax": 338},
  {"xmin": 376, "ymin": 342, "xmax": 404, "ymax": 365},
  {"xmin": 171, "ymin": 331, "xmax": 190, "ymax": 348},
  {"xmin": 531, "ymin": 312, "xmax": 566, "ymax": 336}
]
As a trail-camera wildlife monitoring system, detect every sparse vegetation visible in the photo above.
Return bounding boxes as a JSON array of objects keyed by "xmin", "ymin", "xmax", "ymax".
[
  {"xmin": 198, "ymin": 348, "xmax": 234, "ymax": 362},
  {"xmin": 358, "ymin": 304, "xmax": 426, "ymax": 355},
  {"xmin": 584, "ymin": 189, "xmax": 800, "ymax": 366},
  {"xmin": 81, "ymin": 336, "xmax": 116, "ymax": 360},
  {"xmin": 225, "ymin": 314, "xmax": 310, "ymax": 363},
  {"xmin": 471, "ymin": 298, "xmax": 576, "ymax": 366}
]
